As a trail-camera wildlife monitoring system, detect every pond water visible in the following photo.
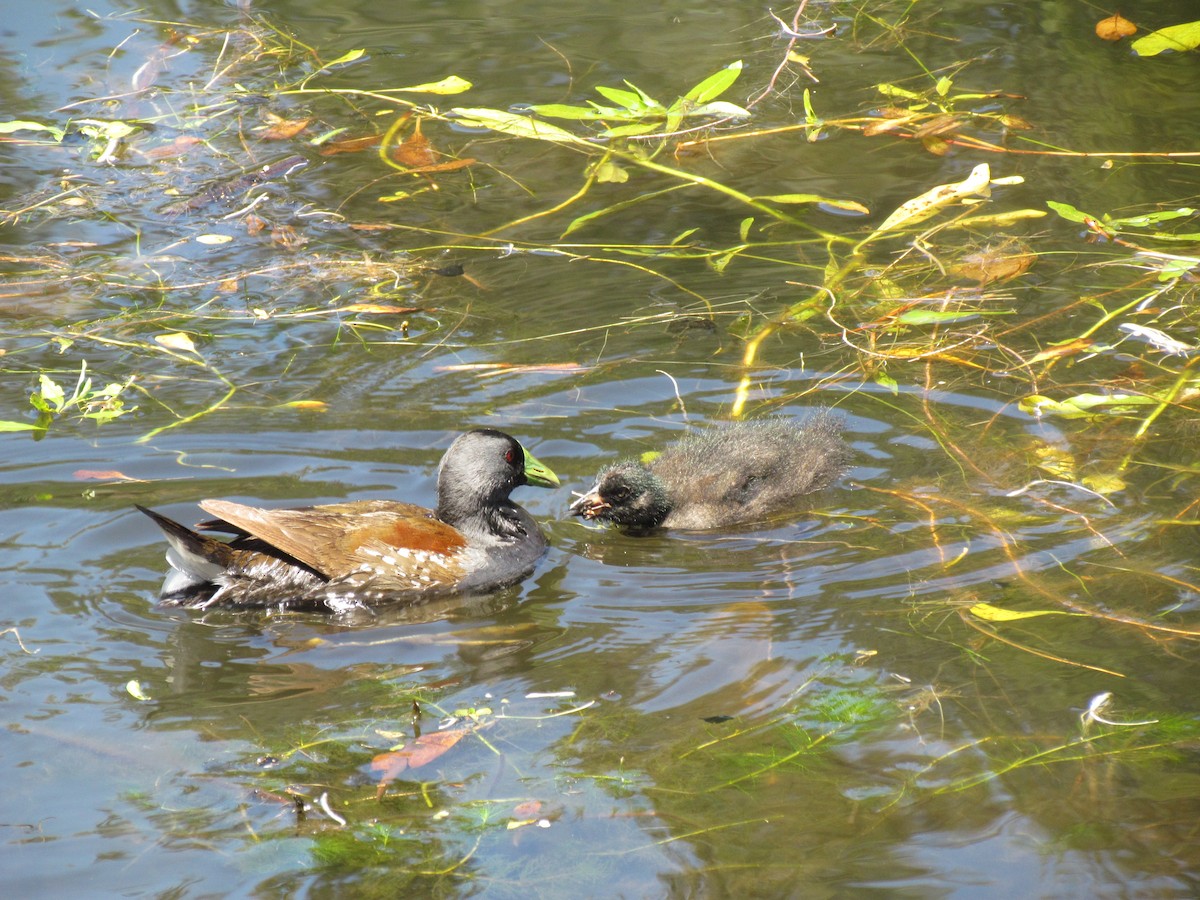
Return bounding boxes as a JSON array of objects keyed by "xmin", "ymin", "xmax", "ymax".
[{"xmin": 5, "ymin": 0, "xmax": 1200, "ymax": 896}]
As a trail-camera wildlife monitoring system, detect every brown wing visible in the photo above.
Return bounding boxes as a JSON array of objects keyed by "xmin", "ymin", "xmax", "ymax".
[{"xmin": 198, "ymin": 499, "xmax": 467, "ymax": 580}]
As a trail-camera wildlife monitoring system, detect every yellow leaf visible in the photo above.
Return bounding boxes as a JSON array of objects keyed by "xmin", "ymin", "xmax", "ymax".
[
  {"xmin": 872, "ymin": 164, "xmax": 1000, "ymax": 236},
  {"xmin": 398, "ymin": 75, "xmax": 472, "ymax": 94},
  {"xmin": 126, "ymin": 679, "xmax": 151, "ymax": 700},
  {"xmin": 1081, "ymin": 473, "xmax": 1126, "ymax": 495},
  {"xmin": 969, "ymin": 602, "xmax": 1078, "ymax": 622},
  {"xmin": 155, "ymin": 332, "xmax": 197, "ymax": 353}
]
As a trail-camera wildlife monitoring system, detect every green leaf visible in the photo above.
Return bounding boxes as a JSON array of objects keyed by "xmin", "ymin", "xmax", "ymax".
[
  {"xmin": 1108, "ymin": 207, "xmax": 1197, "ymax": 228},
  {"xmin": 623, "ymin": 81, "xmax": 658, "ymax": 108},
  {"xmin": 1019, "ymin": 393, "xmax": 1158, "ymax": 418},
  {"xmin": 594, "ymin": 85, "xmax": 651, "ymax": 110},
  {"xmin": 684, "ymin": 60, "xmax": 743, "ymax": 104},
  {"xmin": 600, "ymin": 121, "xmax": 662, "ymax": 138},
  {"xmin": 1045, "ymin": 200, "xmax": 1092, "ymax": 224},
  {"xmin": 895, "ymin": 309, "xmax": 982, "ymax": 325},
  {"xmin": 589, "ymin": 159, "xmax": 629, "ymax": 183},
  {"xmin": 450, "ymin": 108, "xmax": 585, "ymax": 143},
  {"xmin": 0, "ymin": 120, "xmax": 66, "ymax": 141},
  {"xmin": 738, "ymin": 217, "xmax": 754, "ymax": 241},
  {"xmin": 0, "ymin": 420, "xmax": 41, "ymax": 432},
  {"xmin": 37, "ymin": 374, "xmax": 65, "ymax": 412},
  {"xmin": 526, "ymin": 102, "xmax": 617, "ymax": 121},
  {"xmin": 1132, "ymin": 20, "xmax": 1200, "ymax": 56},
  {"xmin": 934, "ymin": 76, "xmax": 953, "ymax": 96},
  {"xmin": 875, "ymin": 372, "xmax": 899, "ymax": 394},
  {"xmin": 875, "ymin": 82, "xmax": 924, "ymax": 101},
  {"xmin": 321, "ymin": 49, "xmax": 365, "ymax": 70}
]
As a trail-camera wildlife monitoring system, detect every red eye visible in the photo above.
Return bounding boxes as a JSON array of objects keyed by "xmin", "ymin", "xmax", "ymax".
[{"xmin": 505, "ymin": 449, "xmax": 515, "ymax": 464}]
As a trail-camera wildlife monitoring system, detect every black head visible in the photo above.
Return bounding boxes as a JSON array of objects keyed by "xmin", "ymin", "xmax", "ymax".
[
  {"xmin": 437, "ymin": 429, "xmax": 558, "ymax": 526},
  {"xmin": 568, "ymin": 461, "xmax": 672, "ymax": 529}
]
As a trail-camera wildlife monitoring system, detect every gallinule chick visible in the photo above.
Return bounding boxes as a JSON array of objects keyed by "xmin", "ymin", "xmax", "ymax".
[
  {"xmin": 138, "ymin": 429, "xmax": 559, "ymax": 611},
  {"xmin": 569, "ymin": 413, "xmax": 848, "ymax": 531}
]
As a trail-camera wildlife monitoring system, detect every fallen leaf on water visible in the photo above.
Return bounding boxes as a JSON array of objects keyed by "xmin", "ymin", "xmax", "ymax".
[
  {"xmin": 1022, "ymin": 338, "xmax": 1095, "ymax": 366},
  {"xmin": 969, "ymin": 602, "xmax": 1079, "ymax": 622},
  {"xmin": 126, "ymin": 679, "xmax": 151, "ymax": 700},
  {"xmin": 259, "ymin": 115, "xmax": 312, "ymax": 140},
  {"xmin": 1033, "ymin": 445, "xmax": 1076, "ymax": 479},
  {"xmin": 371, "ymin": 728, "xmax": 470, "ymax": 797},
  {"xmin": 1081, "ymin": 472, "xmax": 1126, "ymax": 494},
  {"xmin": 1095, "ymin": 14, "xmax": 1136, "ymax": 41},
  {"xmin": 156, "ymin": 332, "xmax": 197, "ymax": 353},
  {"xmin": 284, "ymin": 400, "xmax": 329, "ymax": 411},
  {"xmin": 872, "ymin": 163, "xmax": 997, "ymax": 236},
  {"xmin": 319, "ymin": 133, "xmax": 384, "ymax": 156},
  {"xmin": 139, "ymin": 136, "xmax": 203, "ymax": 160},
  {"xmin": 394, "ymin": 122, "xmax": 437, "ymax": 168},
  {"xmin": 74, "ymin": 469, "xmax": 143, "ymax": 482},
  {"xmin": 512, "ymin": 800, "xmax": 543, "ymax": 819},
  {"xmin": 195, "ymin": 233, "xmax": 233, "ymax": 245},
  {"xmin": 951, "ymin": 241, "xmax": 1035, "ymax": 285},
  {"xmin": 270, "ymin": 225, "xmax": 305, "ymax": 249},
  {"xmin": 434, "ymin": 362, "xmax": 587, "ymax": 377}
]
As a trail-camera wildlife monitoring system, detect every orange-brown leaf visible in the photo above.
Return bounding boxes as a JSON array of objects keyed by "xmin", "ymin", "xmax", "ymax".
[
  {"xmin": 394, "ymin": 130, "xmax": 436, "ymax": 168},
  {"xmin": 512, "ymin": 800, "xmax": 543, "ymax": 819},
  {"xmin": 260, "ymin": 117, "xmax": 312, "ymax": 141},
  {"xmin": 402, "ymin": 729, "xmax": 469, "ymax": 769},
  {"xmin": 1025, "ymin": 339, "xmax": 1096, "ymax": 365},
  {"xmin": 319, "ymin": 134, "xmax": 384, "ymax": 156},
  {"xmin": 370, "ymin": 728, "xmax": 470, "ymax": 790},
  {"xmin": 73, "ymin": 469, "xmax": 142, "ymax": 482},
  {"xmin": 1096, "ymin": 14, "xmax": 1136, "ymax": 41},
  {"xmin": 340, "ymin": 303, "xmax": 423, "ymax": 314},
  {"xmin": 140, "ymin": 136, "xmax": 203, "ymax": 161},
  {"xmin": 400, "ymin": 158, "xmax": 475, "ymax": 175}
]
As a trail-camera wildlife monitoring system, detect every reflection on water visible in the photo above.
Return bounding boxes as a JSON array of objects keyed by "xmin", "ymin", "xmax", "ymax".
[{"xmin": 4, "ymin": 0, "xmax": 1200, "ymax": 896}]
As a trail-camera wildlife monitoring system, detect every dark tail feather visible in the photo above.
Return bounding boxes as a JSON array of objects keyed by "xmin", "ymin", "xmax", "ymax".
[{"xmin": 136, "ymin": 504, "xmax": 232, "ymax": 598}]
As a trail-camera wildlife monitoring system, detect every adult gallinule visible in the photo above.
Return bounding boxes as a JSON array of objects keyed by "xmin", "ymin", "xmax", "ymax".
[
  {"xmin": 138, "ymin": 429, "xmax": 559, "ymax": 611},
  {"xmin": 569, "ymin": 413, "xmax": 848, "ymax": 531}
]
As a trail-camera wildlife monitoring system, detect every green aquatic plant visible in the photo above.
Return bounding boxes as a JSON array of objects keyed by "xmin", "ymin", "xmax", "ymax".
[{"xmin": 0, "ymin": 360, "xmax": 136, "ymax": 434}]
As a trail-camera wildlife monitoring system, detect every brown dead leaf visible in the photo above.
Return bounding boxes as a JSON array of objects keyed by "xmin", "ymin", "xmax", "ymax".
[
  {"xmin": 1023, "ymin": 339, "xmax": 1096, "ymax": 366},
  {"xmin": 270, "ymin": 225, "xmax": 306, "ymax": 249},
  {"xmin": 434, "ymin": 362, "xmax": 587, "ymax": 377},
  {"xmin": 371, "ymin": 728, "xmax": 470, "ymax": 797},
  {"xmin": 73, "ymin": 469, "xmax": 143, "ymax": 482},
  {"xmin": 512, "ymin": 800, "xmax": 543, "ymax": 819},
  {"xmin": 914, "ymin": 116, "xmax": 964, "ymax": 138},
  {"xmin": 394, "ymin": 126, "xmax": 437, "ymax": 169},
  {"xmin": 921, "ymin": 136, "xmax": 952, "ymax": 156},
  {"xmin": 139, "ymin": 136, "xmax": 203, "ymax": 161},
  {"xmin": 260, "ymin": 115, "xmax": 312, "ymax": 141},
  {"xmin": 952, "ymin": 241, "xmax": 1035, "ymax": 285},
  {"xmin": 399, "ymin": 158, "xmax": 475, "ymax": 175},
  {"xmin": 862, "ymin": 112, "xmax": 921, "ymax": 137},
  {"xmin": 319, "ymin": 134, "xmax": 384, "ymax": 156},
  {"xmin": 1096, "ymin": 14, "xmax": 1136, "ymax": 41}
]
